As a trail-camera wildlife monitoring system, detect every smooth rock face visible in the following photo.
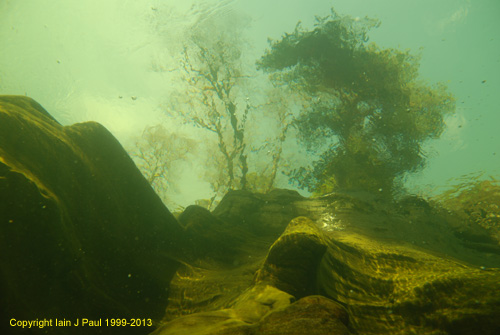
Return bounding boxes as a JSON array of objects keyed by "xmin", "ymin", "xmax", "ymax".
[{"xmin": 0, "ymin": 96, "xmax": 185, "ymax": 334}]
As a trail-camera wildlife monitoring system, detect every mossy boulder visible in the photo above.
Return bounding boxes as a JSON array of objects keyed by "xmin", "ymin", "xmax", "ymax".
[{"xmin": 0, "ymin": 96, "xmax": 185, "ymax": 334}]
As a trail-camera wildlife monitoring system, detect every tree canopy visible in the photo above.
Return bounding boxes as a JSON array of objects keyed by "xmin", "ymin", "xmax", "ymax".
[{"xmin": 258, "ymin": 10, "xmax": 456, "ymax": 199}]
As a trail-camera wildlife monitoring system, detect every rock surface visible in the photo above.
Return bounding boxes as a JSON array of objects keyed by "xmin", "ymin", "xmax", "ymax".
[
  {"xmin": 0, "ymin": 96, "xmax": 185, "ymax": 334},
  {"xmin": 254, "ymin": 216, "xmax": 327, "ymax": 298},
  {"xmin": 160, "ymin": 190, "xmax": 500, "ymax": 335}
]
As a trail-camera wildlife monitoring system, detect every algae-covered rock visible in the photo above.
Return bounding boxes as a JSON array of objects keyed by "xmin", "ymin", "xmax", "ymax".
[
  {"xmin": 0, "ymin": 96, "xmax": 185, "ymax": 334},
  {"xmin": 212, "ymin": 189, "xmax": 305, "ymax": 235},
  {"xmin": 153, "ymin": 215, "xmax": 348, "ymax": 335},
  {"xmin": 254, "ymin": 216, "xmax": 328, "ymax": 298},
  {"xmin": 156, "ymin": 190, "xmax": 500, "ymax": 335},
  {"xmin": 178, "ymin": 204, "xmax": 252, "ymax": 264},
  {"xmin": 153, "ymin": 294, "xmax": 350, "ymax": 335},
  {"xmin": 318, "ymin": 231, "xmax": 500, "ymax": 334},
  {"xmin": 257, "ymin": 295, "xmax": 350, "ymax": 335},
  {"xmin": 231, "ymin": 284, "xmax": 294, "ymax": 323}
]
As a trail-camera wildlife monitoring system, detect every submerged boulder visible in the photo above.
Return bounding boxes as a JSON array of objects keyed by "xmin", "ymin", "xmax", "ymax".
[
  {"xmin": 152, "ymin": 215, "xmax": 348, "ymax": 335},
  {"xmin": 0, "ymin": 96, "xmax": 185, "ymax": 334},
  {"xmin": 254, "ymin": 216, "xmax": 328, "ymax": 298},
  {"xmin": 257, "ymin": 295, "xmax": 350, "ymax": 335}
]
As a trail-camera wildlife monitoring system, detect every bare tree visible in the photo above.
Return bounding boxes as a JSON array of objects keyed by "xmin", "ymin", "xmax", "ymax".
[
  {"xmin": 168, "ymin": 16, "xmax": 251, "ymax": 206},
  {"xmin": 161, "ymin": 11, "xmax": 299, "ymax": 206},
  {"xmin": 131, "ymin": 124, "xmax": 197, "ymax": 208}
]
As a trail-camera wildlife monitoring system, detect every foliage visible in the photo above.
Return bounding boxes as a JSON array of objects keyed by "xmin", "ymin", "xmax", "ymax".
[
  {"xmin": 257, "ymin": 9, "xmax": 456, "ymax": 198},
  {"xmin": 130, "ymin": 124, "xmax": 197, "ymax": 206}
]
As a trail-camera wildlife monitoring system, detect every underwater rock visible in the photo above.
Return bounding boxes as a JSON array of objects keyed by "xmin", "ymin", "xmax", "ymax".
[
  {"xmin": 162, "ymin": 197, "xmax": 326, "ymax": 323},
  {"xmin": 158, "ymin": 190, "xmax": 500, "ymax": 335},
  {"xmin": 178, "ymin": 204, "xmax": 251, "ymax": 264},
  {"xmin": 230, "ymin": 284, "xmax": 295, "ymax": 324},
  {"xmin": 153, "ymin": 216, "xmax": 347, "ymax": 335},
  {"xmin": 254, "ymin": 216, "xmax": 328, "ymax": 298},
  {"xmin": 257, "ymin": 295, "xmax": 350, "ymax": 335},
  {"xmin": 0, "ymin": 96, "xmax": 185, "ymax": 334},
  {"xmin": 212, "ymin": 189, "xmax": 305, "ymax": 235},
  {"xmin": 318, "ymin": 230, "xmax": 500, "ymax": 335},
  {"xmin": 152, "ymin": 291, "xmax": 350, "ymax": 335},
  {"xmin": 151, "ymin": 310, "xmax": 252, "ymax": 335}
]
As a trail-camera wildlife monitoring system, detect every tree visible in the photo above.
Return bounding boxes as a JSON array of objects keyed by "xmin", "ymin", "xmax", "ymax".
[
  {"xmin": 131, "ymin": 124, "xmax": 197, "ymax": 208},
  {"xmin": 246, "ymin": 87, "xmax": 297, "ymax": 193},
  {"xmin": 257, "ymin": 9, "xmax": 456, "ymax": 199},
  {"xmin": 169, "ymin": 16, "xmax": 250, "ymax": 206},
  {"xmin": 167, "ymin": 12, "xmax": 297, "ymax": 207}
]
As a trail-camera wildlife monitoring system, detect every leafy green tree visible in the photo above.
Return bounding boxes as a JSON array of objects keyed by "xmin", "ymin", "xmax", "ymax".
[{"xmin": 257, "ymin": 9, "xmax": 456, "ymax": 199}]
